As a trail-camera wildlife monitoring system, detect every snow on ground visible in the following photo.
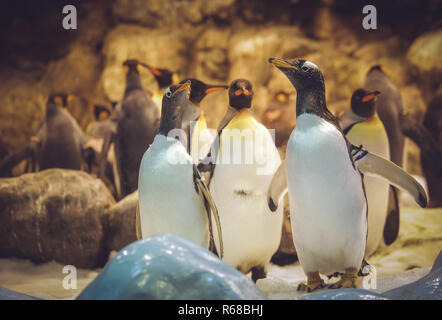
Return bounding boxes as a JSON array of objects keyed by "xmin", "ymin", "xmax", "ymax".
[{"xmin": 0, "ymin": 203, "xmax": 440, "ymax": 300}]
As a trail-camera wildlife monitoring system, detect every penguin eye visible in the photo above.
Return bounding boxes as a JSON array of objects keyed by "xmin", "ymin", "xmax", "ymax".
[
  {"xmin": 301, "ymin": 65, "xmax": 309, "ymax": 72},
  {"xmin": 165, "ymin": 88, "xmax": 172, "ymax": 98}
]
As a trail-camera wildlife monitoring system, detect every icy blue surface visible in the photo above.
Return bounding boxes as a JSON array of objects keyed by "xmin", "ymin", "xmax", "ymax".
[
  {"xmin": 297, "ymin": 288, "xmax": 388, "ymax": 300},
  {"xmin": 383, "ymin": 251, "xmax": 442, "ymax": 300},
  {"xmin": 77, "ymin": 234, "xmax": 267, "ymax": 300}
]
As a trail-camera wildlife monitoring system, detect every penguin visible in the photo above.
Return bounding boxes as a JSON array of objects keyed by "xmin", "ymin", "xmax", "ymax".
[
  {"xmin": 0, "ymin": 93, "xmax": 85, "ymax": 175},
  {"xmin": 83, "ymin": 103, "xmax": 118, "ymax": 196},
  {"xmin": 422, "ymin": 84, "xmax": 442, "ymax": 207},
  {"xmin": 179, "ymin": 78, "xmax": 228, "ymax": 163},
  {"xmin": 137, "ymin": 81, "xmax": 223, "ymax": 257},
  {"xmin": 100, "ymin": 59, "xmax": 160, "ymax": 199},
  {"xmin": 262, "ymin": 91, "xmax": 296, "ymax": 148},
  {"xmin": 144, "ymin": 64, "xmax": 179, "ymax": 113},
  {"xmin": 202, "ymin": 79, "xmax": 283, "ymax": 282},
  {"xmin": 365, "ymin": 65, "xmax": 441, "ymax": 243},
  {"xmin": 339, "ymin": 89, "xmax": 390, "ymax": 257},
  {"xmin": 268, "ymin": 57, "xmax": 428, "ymax": 291}
]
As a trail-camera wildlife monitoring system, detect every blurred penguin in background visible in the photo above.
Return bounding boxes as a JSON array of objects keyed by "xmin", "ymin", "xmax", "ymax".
[
  {"xmin": 100, "ymin": 59, "xmax": 160, "ymax": 199},
  {"xmin": 0, "ymin": 93, "xmax": 86, "ymax": 176},
  {"xmin": 422, "ymin": 84, "xmax": 442, "ymax": 207},
  {"xmin": 144, "ymin": 64, "xmax": 179, "ymax": 114}
]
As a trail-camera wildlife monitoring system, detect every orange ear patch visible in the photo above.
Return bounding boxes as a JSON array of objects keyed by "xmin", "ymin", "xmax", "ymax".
[
  {"xmin": 361, "ymin": 94, "xmax": 375, "ymax": 103},
  {"xmin": 234, "ymin": 89, "xmax": 243, "ymax": 96}
]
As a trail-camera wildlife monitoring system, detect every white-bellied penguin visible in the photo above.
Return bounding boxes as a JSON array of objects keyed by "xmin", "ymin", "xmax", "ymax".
[
  {"xmin": 137, "ymin": 81, "xmax": 223, "ymax": 257},
  {"xmin": 100, "ymin": 59, "xmax": 160, "ymax": 199},
  {"xmin": 339, "ymin": 88, "xmax": 391, "ymax": 257},
  {"xmin": 268, "ymin": 57, "xmax": 428, "ymax": 291},
  {"xmin": 365, "ymin": 65, "xmax": 440, "ymax": 244},
  {"xmin": 144, "ymin": 64, "xmax": 179, "ymax": 113},
  {"xmin": 179, "ymin": 78, "xmax": 228, "ymax": 163},
  {"xmin": 201, "ymin": 78, "xmax": 283, "ymax": 282}
]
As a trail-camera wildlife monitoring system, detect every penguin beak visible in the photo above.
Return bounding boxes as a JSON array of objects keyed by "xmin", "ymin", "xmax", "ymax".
[
  {"xmin": 205, "ymin": 85, "xmax": 229, "ymax": 95},
  {"xmin": 269, "ymin": 57, "xmax": 299, "ymax": 71},
  {"xmin": 173, "ymin": 80, "xmax": 191, "ymax": 96},
  {"xmin": 141, "ymin": 63, "xmax": 162, "ymax": 77}
]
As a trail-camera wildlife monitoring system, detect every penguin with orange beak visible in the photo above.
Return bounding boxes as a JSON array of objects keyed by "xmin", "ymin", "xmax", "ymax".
[{"xmin": 144, "ymin": 64, "xmax": 179, "ymax": 113}]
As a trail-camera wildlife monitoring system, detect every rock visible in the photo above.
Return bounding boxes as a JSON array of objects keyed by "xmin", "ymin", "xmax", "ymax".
[
  {"xmin": 77, "ymin": 234, "xmax": 267, "ymax": 300},
  {"xmin": 0, "ymin": 169, "xmax": 115, "ymax": 268},
  {"xmin": 104, "ymin": 191, "xmax": 138, "ymax": 253},
  {"xmin": 297, "ymin": 288, "xmax": 388, "ymax": 300},
  {"xmin": 406, "ymin": 29, "xmax": 442, "ymax": 90},
  {"xmin": 0, "ymin": 287, "xmax": 39, "ymax": 300},
  {"xmin": 383, "ymin": 251, "xmax": 442, "ymax": 300}
]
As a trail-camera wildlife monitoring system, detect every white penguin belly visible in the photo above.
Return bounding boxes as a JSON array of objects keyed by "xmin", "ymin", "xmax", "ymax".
[
  {"xmin": 210, "ymin": 120, "xmax": 283, "ymax": 273},
  {"xmin": 287, "ymin": 114, "xmax": 367, "ymax": 275},
  {"xmin": 346, "ymin": 117, "xmax": 390, "ymax": 256},
  {"xmin": 138, "ymin": 135, "xmax": 209, "ymax": 249}
]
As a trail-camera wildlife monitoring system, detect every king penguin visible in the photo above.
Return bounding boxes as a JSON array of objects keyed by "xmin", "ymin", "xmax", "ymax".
[
  {"xmin": 365, "ymin": 65, "xmax": 440, "ymax": 244},
  {"xmin": 144, "ymin": 64, "xmax": 179, "ymax": 113},
  {"xmin": 203, "ymin": 79, "xmax": 283, "ymax": 282},
  {"xmin": 339, "ymin": 89, "xmax": 391, "ymax": 257},
  {"xmin": 100, "ymin": 59, "xmax": 160, "ymax": 199},
  {"xmin": 179, "ymin": 78, "xmax": 228, "ymax": 163},
  {"xmin": 268, "ymin": 57, "xmax": 428, "ymax": 291},
  {"xmin": 137, "ymin": 81, "xmax": 223, "ymax": 257},
  {"xmin": 0, "ymin": 93, "xmax": 85, "ymax": 175}
]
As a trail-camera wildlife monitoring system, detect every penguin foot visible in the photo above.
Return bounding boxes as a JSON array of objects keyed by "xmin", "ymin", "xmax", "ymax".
[
  {"xmin": 328, "ymin": 268, "xmax": 358, "ymax": 289},
  {"xmin": 297, "ymin": 272, "xmax": 325, "ymax": 292},
  {"xmin": 251, "ymin": 265, "xmax": 267, "ymax": 283}
]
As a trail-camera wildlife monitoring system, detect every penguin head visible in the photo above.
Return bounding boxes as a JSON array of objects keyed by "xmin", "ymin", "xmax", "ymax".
[
  {"xmin": 89, "ymin": 104, "xmax": 111, "ymax": 121},
  {"xmin": 228, "ymin": 79, "xmax": 254, "ymax": 110},
  {"xmin": 122, "ymin": 59, "xmax": 144, "ymax": 75},
  {"xmin": 144, "ymin": 64, "xmax": 178, "ymax": 89},
  {"xmin": 180, "ymin": 78, "xmax": 228, "ymax": 105},
  {"xmin": 269, "ymin": 57, "xmax": 324, "ymax": 91},
  {"xmin": 159, "ymin": 81, "xmax": 191, "ymax": 132},
  {"xmin": 48, "ymin": 93, "xmax": 75, "ymax": 108},
  {"xmin": 351, "ymin": 89, "xmax": 381, "ymax": 118}
]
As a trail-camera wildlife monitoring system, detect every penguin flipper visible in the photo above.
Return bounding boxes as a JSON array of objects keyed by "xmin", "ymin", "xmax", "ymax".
[
  {"xmin": 383, "ymin": 186, "xmax": 400, "ymax": 245},
  {"xmin": 193, "ymin": 165, "xmax": 224, "ymax": 259},
  {"xmin": 354, "ymin": 149, "xmax": 428, "ymax": 208},
  {"xmin": 135, "ymin": 201, "xmax": 142, "ymax": 240},
  {"xmin": 267, "ymin": 159, "xmax": 287, "ymax": 212}
]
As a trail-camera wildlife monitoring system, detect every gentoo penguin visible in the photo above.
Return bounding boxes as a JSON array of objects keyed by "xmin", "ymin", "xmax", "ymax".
[
  {"xmin": 268, "ymin": 57, "xmax": 428, "ymax": 291},
  {"xmin": 137, "ymin": 81, "xmax": 223, "ymax": 257},
  {"xmin": 144, "ymin": 64, "xmax": 179, "ymax": 113},
  {"xmin": 203, "ymin": 79, "xmax": 283, "ymax": 282},
  {"xmin": 422, "ymin": 85, "xmax": 442, "ymax": 207},
  {"xmin": 365, "ymin": 65, "xmax": 440, "ymax": 242},
  {"xmin": 0, "ymin": 93, "xmax": 85, "ymax": 175},
  {"xmin": 100, "ymin": 59, "xmax": 160, "ymax": 198},
  {"xmin": 179, "ymin": 78, "xmax": 228, "ymax": 163},
  {"xmin": 339, "ymin": 89, "xmax": 390, "ymax": 257}
]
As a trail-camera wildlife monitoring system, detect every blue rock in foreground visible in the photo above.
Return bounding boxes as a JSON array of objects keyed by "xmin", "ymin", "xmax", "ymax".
[
  {"xmin": 77, "ymin": 234, "xmax": 267, "ymax": 300},
  {"xmin": 297, "ymin": 288, "xmax": 387, "ymax": 300},
  {"xmin": 383, "ymin": 250, "xmax": 442, "ymax": 300}
]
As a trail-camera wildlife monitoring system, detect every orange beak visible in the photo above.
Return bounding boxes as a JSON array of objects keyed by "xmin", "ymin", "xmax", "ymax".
[{"xmin": 205, "ymin": 86, "xmax": 228, "ymax": 95}]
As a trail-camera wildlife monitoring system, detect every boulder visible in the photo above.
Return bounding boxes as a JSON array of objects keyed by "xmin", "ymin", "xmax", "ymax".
[
  {"xmin": 383, "ymin": 251, "xmax": 442, "ymax": 300},
  {"xmin": 78, "ymin": 234, "xmax": 267, "ymax": 300},
  {"xmin": 297, "ymin": 288, "xmax": 388, "ymax": 300},
  {"xmin": 406, "ymin": 29, "xmax": 442, "ymax": 91},
  {"xmin": 0, "ymin": 169, "xmax": 115, "ymax": 268},
  {"xmin": 104, "ymin": 190, "xmax": 138, "ymax": 253}
]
